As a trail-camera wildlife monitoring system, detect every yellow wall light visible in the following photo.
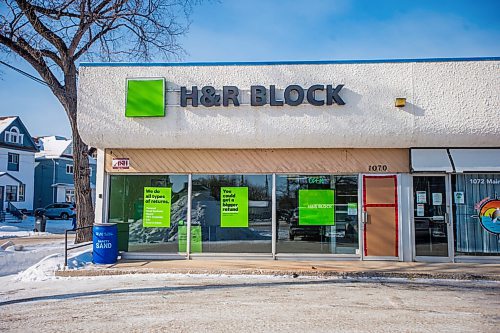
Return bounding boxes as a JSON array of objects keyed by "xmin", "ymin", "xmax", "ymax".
[{"xmin": 395, "ymin": 98, "xmax": 406, "ymax": 107}]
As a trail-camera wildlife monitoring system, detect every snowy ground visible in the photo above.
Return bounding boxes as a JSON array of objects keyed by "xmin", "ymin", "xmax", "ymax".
[
  {"xmin": 0, "ymin": 269, "xmax": 499, "ymax": 332},
  {"xmin": 0, "ymin": 218, "xmax": 498, "ymax": 332},
  {"xmin": 0, "ymin": 216, "xmax": 74, "ymax": 238},
  {"xmin": 0, "ymin": 217, "xmax": 76, "ymax": 276}
]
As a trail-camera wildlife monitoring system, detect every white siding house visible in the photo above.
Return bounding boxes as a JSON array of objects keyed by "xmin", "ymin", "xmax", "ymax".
[{"xmin": 0, "ymin": 116, "xmax": 37, "ymax": 212}]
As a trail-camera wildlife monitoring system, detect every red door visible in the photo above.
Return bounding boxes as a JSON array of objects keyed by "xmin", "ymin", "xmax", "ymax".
[{"xmin": 363, "ymin": 175, "xmax": 399, "ymax": 258}]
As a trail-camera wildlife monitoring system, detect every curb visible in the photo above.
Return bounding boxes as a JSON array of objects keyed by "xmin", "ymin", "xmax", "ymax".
[{"xmin": 55, "ymin": 268, "xmax": 500, "ymax": 281}]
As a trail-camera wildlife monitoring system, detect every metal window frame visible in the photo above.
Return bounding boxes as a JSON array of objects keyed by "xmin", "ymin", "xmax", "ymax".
[
  {"xmin": 410, "ymin": 173, "xmax": 455, "ymax": 263},
  {"xmin": 105, "ymin": 172, "xmax": 364, "ymax": 260}
]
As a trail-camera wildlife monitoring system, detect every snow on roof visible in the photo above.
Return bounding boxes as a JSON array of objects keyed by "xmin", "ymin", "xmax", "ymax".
[
  {"xmin": 35, "ymin": 136, "xmax": 72, "ymax": 158},
  {"xmin": 0, "ymin": 116, "xmax": 16, "ymax": 133}
]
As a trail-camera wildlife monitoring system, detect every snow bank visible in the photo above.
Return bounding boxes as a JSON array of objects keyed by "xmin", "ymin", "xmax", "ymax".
[
  {"xmin": 0, "ymin": 243, "xmax": 67, "ymax": 276},
  {"xmin": 0, "ymin": 225, "xmax": 22, "ymax": 232},
  {"xmin": 0, "ymin": 225, "xmax": 34, "ymax": 238},
  {"xmin": 15, "ymin": 249, "xmax": 93, "ymax": 282},
  {"xmin": 0, "ymin": 216, "xmax": 74, "ymax": 238}
]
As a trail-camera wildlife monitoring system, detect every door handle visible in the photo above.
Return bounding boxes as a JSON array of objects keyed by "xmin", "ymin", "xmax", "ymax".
[{"xmin": 362, "ymin": 211, "xmax": 369, "ymax": 224}]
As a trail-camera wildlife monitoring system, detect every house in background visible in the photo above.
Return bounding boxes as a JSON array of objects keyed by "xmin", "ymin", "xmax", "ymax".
[
  {"xmin": 0, "ymin": 116, "xmax": 37, "ymax": 214},
  {"xmin": 33, "ymin": 136, "xmax": 96, "ymax": 209}
]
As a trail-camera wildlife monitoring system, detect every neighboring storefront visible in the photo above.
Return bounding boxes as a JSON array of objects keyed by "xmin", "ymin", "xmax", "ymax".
[
  {"xmin": 78, "ymin": 57, "xmax": 500, "ymax": 262},
  {"xmin": 410, "ymin": 149, "xmax": 500, "ymax": 261}
]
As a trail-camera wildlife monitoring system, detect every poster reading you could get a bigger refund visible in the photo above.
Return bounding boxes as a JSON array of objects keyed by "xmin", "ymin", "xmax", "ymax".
[
  {"xmin": 143, "ymin": 187, "xmax": 171, "ymax": 228},
  {"xmin": 220, "ymin": 187, "xmax": 248, "ymax": 228}
]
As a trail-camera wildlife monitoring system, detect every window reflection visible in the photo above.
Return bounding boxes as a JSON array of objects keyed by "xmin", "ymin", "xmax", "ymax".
[
  {"xmin": 191, "ymin": 175, "xmax": 272, "ymax": 253},
  {"xmin": 276, "ymin": 175, "xmax": 359, "ymax": 254},
  {"xmin": 107, "ymin": 174, "xmax": 360, "ymax": 255},
  {"xmin": 108, "ymin": 175, "xmax": 188, "ymax": 252},
  {"xmin": 453, "ymin": 174, "xmax": 500, "ymax": 256}
]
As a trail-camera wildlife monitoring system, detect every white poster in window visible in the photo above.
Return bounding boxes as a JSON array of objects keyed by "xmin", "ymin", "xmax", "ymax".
[
  {"xmin": 416, "ymin": 191, "xmax": 427, "ymax": 204},
  {"xmin": 417, "ymin": 204, "xmax": 425, "ymax": 217},
  {"xmin": 454, "ymin": 192, "xmax": 465, "ymax": 204},
  {"xmin": 432, "ymin": 193, "xmax": 443, "ymax": 205}
]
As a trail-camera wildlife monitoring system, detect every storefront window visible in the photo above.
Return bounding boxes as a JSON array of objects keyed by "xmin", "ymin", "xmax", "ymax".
[
  {"xmin": 108, "ymin": 175, "xmax": 188, "ymax": 252},
  {"xmin": 452, "ymin": 174, "xmax": 500, "ymax": 256},
  {"xmin": 191, "ymin": 175, "xmax": 272, "ymax": 253},
  {"xmin": 276, "ymin": 175, "xmax": 359, "ymax": 254}
]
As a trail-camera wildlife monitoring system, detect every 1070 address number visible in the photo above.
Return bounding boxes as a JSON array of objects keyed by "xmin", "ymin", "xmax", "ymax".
[{"xmin": 368, "ymin": 165, "xmax": 388, "ymax": 172}]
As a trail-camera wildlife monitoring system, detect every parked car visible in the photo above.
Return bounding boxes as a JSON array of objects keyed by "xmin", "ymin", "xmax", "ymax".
[
  {"xmin": 34, "ymin": 203, "xmax": 76, "ymax": 219},
  {"xmin": 288, "ymin": 209, "xmax": 321, "ymax": 240}
]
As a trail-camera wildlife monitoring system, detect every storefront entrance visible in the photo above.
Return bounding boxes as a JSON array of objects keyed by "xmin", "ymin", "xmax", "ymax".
[
  {"xmin": 104, "ymin": 148, "xmax": 411, "ymax": 260},
  {"xmin": 362, "ymin": 175, "xmax": 399, "ymax": 260},
  {"xmin": 412, "ymin": 175, "xmax": 453, "ymax": 261}
]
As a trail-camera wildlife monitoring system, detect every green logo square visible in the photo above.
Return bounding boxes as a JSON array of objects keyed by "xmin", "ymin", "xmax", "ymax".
[
  {"xmin": 126, "ymin": 79, "xmax": 165, "ymax": 117},
  {"xmin": 298, "ymin": 189, "xmax": 335, "ymax": 226}
]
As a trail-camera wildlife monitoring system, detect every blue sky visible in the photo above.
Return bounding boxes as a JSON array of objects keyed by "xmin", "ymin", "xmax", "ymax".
[{"xmin": 1, "ymin": 0, "xmax": 499, "ymax": 138}]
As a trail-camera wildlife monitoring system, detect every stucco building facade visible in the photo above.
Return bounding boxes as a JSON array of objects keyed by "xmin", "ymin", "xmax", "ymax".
[{"xmin": 78, "ymin": 57, "xmax": 500, "ymax": 262}]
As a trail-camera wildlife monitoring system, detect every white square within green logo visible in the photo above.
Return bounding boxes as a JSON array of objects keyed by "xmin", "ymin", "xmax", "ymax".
[{"xmin": 126, "ymin": 79, "xmax": 165, "ymax": 117}]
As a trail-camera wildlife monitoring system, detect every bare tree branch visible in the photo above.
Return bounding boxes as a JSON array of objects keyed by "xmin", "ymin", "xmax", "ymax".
[
  {"xmin": 0, "ymin": 33, "xmax": 63, "ymax": 94},
  {"xmin": 0, "ymin": 0, "xmax": 199, "ymax": 242},
  {"xmin": 15, "ymin": 0, "xmax": 69, "ymax": 58}
]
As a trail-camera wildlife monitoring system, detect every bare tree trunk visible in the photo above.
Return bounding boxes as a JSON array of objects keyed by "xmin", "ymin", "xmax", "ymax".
[
  {"xmin": 72, "ymin": 126, "xmax": 95, "ymax": 243},
  {"xmin": 1, "ymin": 0, "xmax": 196, "ymax": 243},
  {"xmin": 65, "ymin": 70, "xmax": 94, "ymax": 243}
]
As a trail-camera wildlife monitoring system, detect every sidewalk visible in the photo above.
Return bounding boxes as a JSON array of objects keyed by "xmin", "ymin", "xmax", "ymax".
[{"xmin": 56, "ymin": 258, "xmax": 500, "ymax": 281}]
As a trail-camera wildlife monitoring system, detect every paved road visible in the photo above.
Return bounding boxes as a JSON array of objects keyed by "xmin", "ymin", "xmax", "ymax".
[{"xmin": 0, "ymin": 274, "xmax": 498, "ymax": 332}]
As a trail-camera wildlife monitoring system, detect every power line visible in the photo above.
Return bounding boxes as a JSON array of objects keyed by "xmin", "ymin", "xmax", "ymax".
[{"xmin": 0, "ymin": 60, "xmax": 49, "ymax": 87}]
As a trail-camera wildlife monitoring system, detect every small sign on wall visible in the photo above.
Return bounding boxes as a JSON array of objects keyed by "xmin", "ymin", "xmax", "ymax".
[
  {"xmin": 454, "ymin": 192, "xmax": 465, "ymax": 204},
  {"xmin": 112, "ymin": 158, "xmax": 130, "ymax": 169}
]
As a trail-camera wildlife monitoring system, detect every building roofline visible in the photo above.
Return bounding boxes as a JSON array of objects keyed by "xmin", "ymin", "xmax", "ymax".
[
  {"xmin": 80, "ymin": 56, "xmax": 500, "ymax": 68},
  {"xmin": 0, "ymin": 142, "xmax": 38, "ymax": 152},
  {"xmin": 0, "ymin": 172, "xmax": 23, "ymax": 185}
]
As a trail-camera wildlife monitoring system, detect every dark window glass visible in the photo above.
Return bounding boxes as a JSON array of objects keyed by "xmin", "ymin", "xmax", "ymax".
[
  {"xmin": 191, "ymin": 175, "xmax": 272, "ymax": 253},
  {"xmin": 413, "ymin": 176, "xmax": 448, "ymax": 257},
  {"xmin": 6, "ymin": 185, "xmax": 17, "ymax": 202},
  {"xmin": 276, "ymin": 175, "xmax": 359, "ymax": 254},
  {"xmin": 108, "ymin": 175, "xmax": 188, "ymax": 253},
  {"xmin": 7, "ymin": 153, "xmax": 19, "ymax": 171},
  {"xmin": 18, "ymin": 184, "xmax": 25, "ymax": 202}
]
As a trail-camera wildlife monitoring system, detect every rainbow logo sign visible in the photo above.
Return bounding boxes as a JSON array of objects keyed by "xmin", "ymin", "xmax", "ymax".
[{"xmin": 478, "ymin": 199, "xmax": 500, "ymax": 235}]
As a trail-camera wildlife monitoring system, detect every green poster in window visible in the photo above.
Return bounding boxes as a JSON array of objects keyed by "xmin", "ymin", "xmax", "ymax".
[
  {"xmin": 143, "ymin": 187, "xmax": 171, "ymax": 227},
  {"xmin": 178, "ymin": 225, "xmax": 202, "ymax": 253},
  {"xmin": 191, "ymin": 226, "xmax": 202, "ymax": 253},
  {"xmin": 220, "ymin": 187, "xmax": 248, "ymax": 228},
  {"xmin": 298, "ymin": 189, "xmax": 335, "ymax": 226}
]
